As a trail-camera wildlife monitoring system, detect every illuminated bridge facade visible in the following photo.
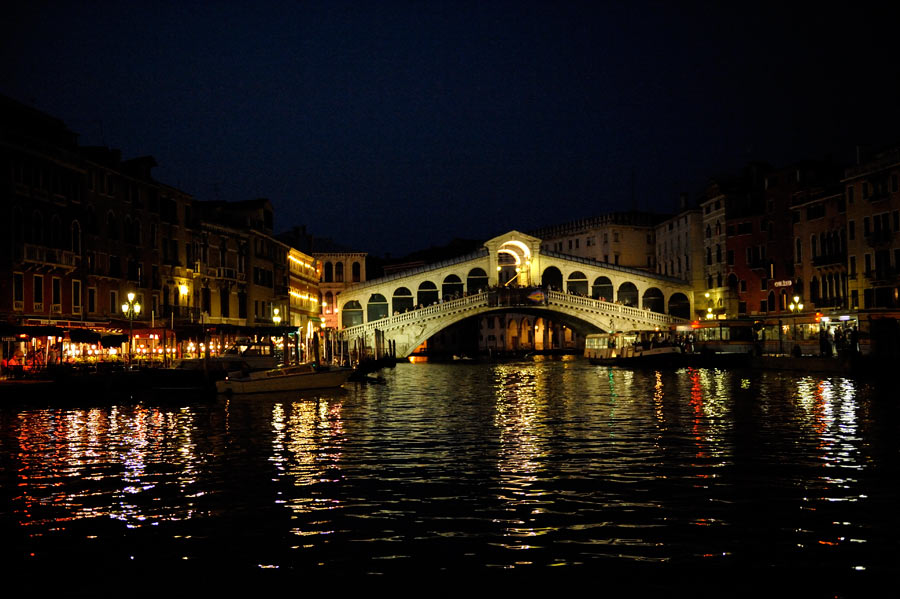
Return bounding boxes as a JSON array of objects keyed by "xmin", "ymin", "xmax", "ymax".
[{"xmin": 337, "ymin": 231, "xmax": 693, "ymax": 357}]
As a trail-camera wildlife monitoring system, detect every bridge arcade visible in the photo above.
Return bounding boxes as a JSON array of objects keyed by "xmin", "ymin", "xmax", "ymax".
[{"xmin": 337, "ymin": 231, "xmax": 693, "ymax": 358}]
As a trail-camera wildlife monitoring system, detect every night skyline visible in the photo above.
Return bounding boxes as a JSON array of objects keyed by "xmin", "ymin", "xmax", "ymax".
[{"xmin": 5, "ymin": 1, "xmax": 900, "ymax": 256}]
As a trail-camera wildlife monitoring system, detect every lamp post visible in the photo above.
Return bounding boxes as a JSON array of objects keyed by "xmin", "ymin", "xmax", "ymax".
[
  {"xmin": 121, "ymin": 292, "xmax": 141, "ymax": 364},
  {"xmin": 788, "ymin": 295, "xmax": 803, "ymax": 356}
]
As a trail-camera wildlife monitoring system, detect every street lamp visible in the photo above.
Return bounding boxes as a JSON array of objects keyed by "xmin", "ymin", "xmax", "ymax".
[
  {"xmin": 273, "ymin": 307, "xmax": 282, "ymax": 325},
  {"xmin": 788, "ymin": 295, "xmax": 803, "ymax": 355},
  {"xmin": 121, "ymin": 292, "xmax": 141, "ymax": 364}
]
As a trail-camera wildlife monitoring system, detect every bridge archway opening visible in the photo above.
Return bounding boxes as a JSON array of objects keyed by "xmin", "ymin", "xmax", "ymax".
[
  {"xmin": 367, "ymin": 293, "xmax": 389, "ymax": 322},
  {"xmin": 617, "ymin": 282, "xmax": 638, "ymax": 307},
  {"xmin": 497, "ymin": 240, "xmax": 532, "ymax": 287},
  {"xmin": 442, "ymin": 274, "xmax": 464, "ymax": 300},
  {"xmin": 392, "ymin": 287, "xmax": 414, "ymax": 314},
  {"xmin": 534, "ymin": 317, "xmax": 547, "ymax": 350},
  {"xmin": 592, "ymin": 276, "xmax": 613, "ymax": 301},
  {"xmin": 341, "ymin": 300, "xmax": 363, "ymax": 327},
  {"xmin": 418, "ymin": 280, "xmax": 439, "ymax": 307},
  {"xmin": 467, "ymin": 268, "xmax": 489, "ymax": 294},
  {"xmin": 668, "ymin": 292, "xmax": 690, "ymax": 319},
  {"xmin": 542, "ymin": 266, "xmax": 563, "ymax": 291},
  {"xmin": 642, "ymin": 287, "xmax": 665, "ymax": 313},
  {"xmin": 567, "ymin": 271, "xmax": 588, "ymax": 296}
]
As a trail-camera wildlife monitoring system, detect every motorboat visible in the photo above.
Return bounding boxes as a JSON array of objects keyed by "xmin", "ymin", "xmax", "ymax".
[
  {"xmin": 584, "ymin": 331, "xmax": 683, "ymax": 366},
  {"xmin": 221, "ymin": 339, "xmax": 281, "ymax": 370},
  {"xmin": 215, "ymin": 363, "xmax": 353, "ymax": 394}
]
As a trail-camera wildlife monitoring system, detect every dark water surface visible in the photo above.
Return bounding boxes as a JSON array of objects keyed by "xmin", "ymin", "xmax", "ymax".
[{"xmin": 2, "ymin": 358, "xmax": 897, "ymax": 590}]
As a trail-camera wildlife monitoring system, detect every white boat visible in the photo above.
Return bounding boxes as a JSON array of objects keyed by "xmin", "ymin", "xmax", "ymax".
[
  {"xmin": 221, "ymin": 339, "xmax": 281, "ymax": 371},
  {"xmin": 584, "ymin": 331, "xmax": 682, "ymax": 366},
  {"xmin": 215, "ymin": 364, "xmax": 353, "ymax": 394}
]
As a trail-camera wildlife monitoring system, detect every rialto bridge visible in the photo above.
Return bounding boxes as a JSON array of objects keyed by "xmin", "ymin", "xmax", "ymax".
[{"xmin": 336, "ymin": 231, "xmax": 693, "ymax": 357}]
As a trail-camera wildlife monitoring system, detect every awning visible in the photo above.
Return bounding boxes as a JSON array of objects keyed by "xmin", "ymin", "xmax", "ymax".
[{"xmin": 68, "ymin": 329, "xmax": 102, "ymax": 343}]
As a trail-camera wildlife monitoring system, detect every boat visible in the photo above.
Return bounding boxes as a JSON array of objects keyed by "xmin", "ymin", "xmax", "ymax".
[
  {"xmin": 215, "ymin": 363, "xmax": 353, "ymax": 394},
  {"xmin": 584, "ymin": 331, "xmax": 683, "ymax": 366},
  {"xmin": 221, "ymin": 339, "xmax": 281, "ymax": 370}
]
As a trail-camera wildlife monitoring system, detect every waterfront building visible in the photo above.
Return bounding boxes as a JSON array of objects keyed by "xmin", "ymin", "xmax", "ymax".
[
  {"xmin": 531, "ymin": 211, "xmax": 664, "ymax": 271},
  {"xmin": 843, "ymin": 146, "xmax": 900, "ymax": 309},
  {"xmin": 698, "ymin": 178, "xmax": 731, "ymax": 319},
  {"xmin": 791, "ymin": 183, "xmax": 847, "ymax": 311},
  {"xmin": 316, "ymin": 251, "xmax": 368, "ymax": 329},
  {"xmin": 654, "ymin": 196, "xmax": 703, "ymax": 291},
  {"xmin": 1, "ymin": 95, "xmax": 327, "ymax": 367}
]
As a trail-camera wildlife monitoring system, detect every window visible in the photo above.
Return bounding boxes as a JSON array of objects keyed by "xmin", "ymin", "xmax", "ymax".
[
  {"xmin": 335, "ymin": 262, "xmax": 344, "ymax": 282},
  {"xmin": 88, "ymin": 288, "xmax": 96, "ymax": 313},
  {"xmin": 34, "ymin": 275, "xmax": 43, "ymax": 308},
  {"xmin": 52, "ymin": 277, "xmax": 61, "ymax": 312},
  {"xmin": 716, "ymin": 244, "xmax": 722, "ymax": 263},
  {"xmin": 740, "ymin": 280, "xmax": 747, "ymax": 293},
  {"xmin": 613, "ymin": 232, "xmax": 619, "ymax": 242},
  {"xmin": 14, "ymin": 273, "xmax": 24, "ymax": 308},
  {"xmin": 726, "ymin": 250, "xmax": 734, "ymax": 265}
]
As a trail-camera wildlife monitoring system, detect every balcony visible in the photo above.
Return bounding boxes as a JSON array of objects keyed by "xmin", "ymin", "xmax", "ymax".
[
  {"xmin": 23, "ymin": 244, "xmax": 80, "ymax": 270},
  {"xmin": 812, "ymin": 252, "xmax": 847, "ymax": 267},
  {"xmin": 217, "ymin": 266, "xmax": 237, "ymax": 280},
  {"xmin": 864, "ymin": 267, "xmax": 899, "ymax": 285},
  {"xmin": 865, "ymin": 229, "xmax": 894, "ymax": 248}
]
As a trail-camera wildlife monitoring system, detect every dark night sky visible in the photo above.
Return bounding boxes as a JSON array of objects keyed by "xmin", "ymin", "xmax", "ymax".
[{"xmin": 4, "ymin": 1, "xmax": 900, "ymax": 256}]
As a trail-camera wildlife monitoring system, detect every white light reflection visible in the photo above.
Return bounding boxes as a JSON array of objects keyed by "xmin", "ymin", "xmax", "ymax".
[
  {"xmin": 14, "ymin": 405, "xmax": 205, "ymax": 534},
  {"xmin": 269, "ymin": 396, "xmax": 346, "ymax": 540},
  {"xmin": 492, "ymin": 363, "xmax": 553, "ymax": 553}
]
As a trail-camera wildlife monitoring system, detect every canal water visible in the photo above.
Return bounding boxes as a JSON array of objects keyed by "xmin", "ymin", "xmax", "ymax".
[{"xmin": 2, "ymin": 358, "xmax": 897, "ymax": 591}]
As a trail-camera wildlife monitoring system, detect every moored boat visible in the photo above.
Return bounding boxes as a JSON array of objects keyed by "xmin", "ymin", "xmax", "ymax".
[
  {"xmin": 585, "ymin": 331, "xmax": 682, "ymax": 366},
  {"xmin": 215, "ymin": 364, "xmax": 353, "ymax": 394}
]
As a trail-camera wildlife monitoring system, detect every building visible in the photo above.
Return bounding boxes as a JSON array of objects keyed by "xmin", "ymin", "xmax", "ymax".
[
  {"xmin": 531, "ymin": 211, "xmax": 664, "ymax": 270},
  {"xmin": 655, "ymin": 195, "xmax": 703, "ymax": 291},
  {"xmin": 843, "ymin": 146, "xmax": 900, "ymax": 309}
]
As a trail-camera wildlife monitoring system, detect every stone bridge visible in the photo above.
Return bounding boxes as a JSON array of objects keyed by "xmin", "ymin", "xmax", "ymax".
[{"xmin": 336, "ymin": 231, "xmax": 693, "ymax": 357}]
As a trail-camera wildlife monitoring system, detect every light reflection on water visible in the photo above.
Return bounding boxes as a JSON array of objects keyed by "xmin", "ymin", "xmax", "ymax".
[{"xmin": 2, "ymin": 361, "xmax": 896, "ymax": 584}]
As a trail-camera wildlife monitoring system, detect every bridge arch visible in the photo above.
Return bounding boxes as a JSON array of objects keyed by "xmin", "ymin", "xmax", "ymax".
[
  {"xmin": 467, "ymin": 268, "xmax": 489, "ymax": 294},
  {"xmin": 442, "ymin": 274, "xmax": 464, "ymax": 299},
  {"xmin": 618, "ymin": 282, "xmax": 638, "ymax": 307},
  {"xmin": 542, "ymin": 266, "xmax": 563, "ymax": 290},
  {"xmin": 367, "ymin": 293, "xmax": 389, "ymax": 322},
  {"xmin": 668, "ymin": 292, "xmax": 690, "ymax": 319},
  {"xmin": 567, "ymin": 271, "xmax": 588, "ymax": 296},
  {"xmin": 341, "ymin": 300, "xmax": 363, "ymax": 327},
  {"xmin": 392, "ymin": 287, "xmax": 414, "ymax": 314},
  {"xmin": 591, "ymin": 276, "xmax": 613, "ymax": 301},
  {"xmin": 418, "ymin": 280, "xmax": 439, "ymax": 307},
  {"xmin": 642, "ymin": 287, "xmax": 665, "ymax": 313}
]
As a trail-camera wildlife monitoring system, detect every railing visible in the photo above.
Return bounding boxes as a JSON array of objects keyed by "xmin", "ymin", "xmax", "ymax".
[
  {"xmin": 23, "ymin": 244, "xmax": 80, "ymax": 269},
  {"xmin": 813, "ymin": 252, "xmax": 847, "ymax": 267},
  {"xmin": 340, "ymin": 288, "xmax": 684, "ymax": 339},
  {"xmin": 865, "ymin": 229, "xmax": 894, "ymax": 246}
]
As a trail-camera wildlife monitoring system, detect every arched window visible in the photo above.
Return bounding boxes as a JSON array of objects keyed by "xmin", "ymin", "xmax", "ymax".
[
  {"xmin": 466, "ymin": 268, "xmax": 488, "ymax": 293},
  {"xmin": 324, "ymin": 291, "xmax": 333, "ymax": 314},
  {"xmin": 50, "ymin": 214, "xmax": 62, "ymax": 248},
  {"xmin": 30, "ymin": 210, "xmax": 43, "ymax": 244},
  {"xmin": 442, "ymin": 274, "xmax": 463, "ymax": 299},
  {"xmin": 715, "ymin": 244, "xmax": 722, "ymax": 263},
  {"xmin": 335, "ymin": 262, "xmax": 344, "ymax": 282},
  {"xmin": 351, "ymin": 261, "xmax": 361, "ymax": 282},
  {"xmin": 71, "ymin": 220, "xmax": 81, "ymax": 253},
  {"xmin": 392, "ymin": 287, "xmax": 414, "ymax": 313},
  {"xmin": 367, "ymin": 293, "xmax": 389, "ymax": 322},
  {"xmin": 417, "ymin": 281, "xmax": 439, "ymax": 306},
  {"xmin": 324, "ymin": 262, "xmax": 333, "ymax": 283},
  {"xmin": 107, "ymin": 211, "xmax": 118, "ymax": 240}
]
